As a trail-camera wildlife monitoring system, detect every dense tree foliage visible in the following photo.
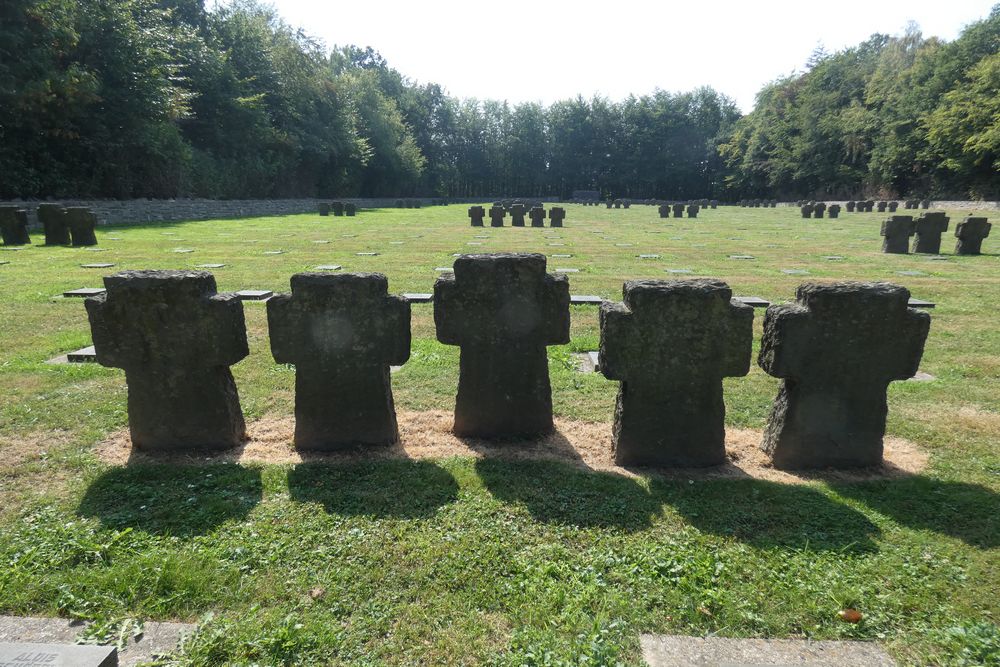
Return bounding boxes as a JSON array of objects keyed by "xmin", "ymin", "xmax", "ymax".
[
  {"xmin": 2, "ymin": 0, "xmax": 998, "ymax": 200},
  {"xmin": 721, "ymin": 9, "xmax": 1000, "ymax": 199}
]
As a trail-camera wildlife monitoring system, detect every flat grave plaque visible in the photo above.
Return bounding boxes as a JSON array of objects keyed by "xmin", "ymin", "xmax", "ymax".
[
  {"xmin": 781, "ymin": 269, "xmax": 810, "ymax": 275},
  {"xmin": 734, "ymin": 296, "xmax": 770, "ymax": 308},
  {"xmin": 262, "ymin": 250, "xmax": 285, "ymax": 255},
  {"xmin": 554, "ymin": 268, "xmax": 579, "ymax": 273},
  {"xmin": 550, "ymin": 254, "xmax": 573, "ymax": 258},
  {"xmin": 314, "ymin": 265, "xmax": 342, "ymax": 271},
  {"xmin": 638, "ymin": 254, "xmax": 661, "ymax": 259},
  {"xmin": 729, "ymin": 255, "xmax": 756, "ymax": 260},
  {"xmin": 0, "ymin": 642, "xmax": 117, "ymax": 667},
  {"xmin": 0, "ymin": 247, "xmax": 23, "ymax": 252},
  {"xmin": 570, "ymin": 295, "xmax": 604, "ymax": 305},
  {"xmin": 897, "ymin": 270, "xmax": 926, "ymax": 277},
  {"xmin": 666, "ymin": 268, "xmax": 693, "ymax": 274},
  {"xmin": 823, "ymin": 255, "xmax": 845, "ymax": 260},
  {"xmin": 63, "ymin": 288, "xmax": 106, "ymax": 298},
  {"xmin": 80, "ymin": 263, "xmax": 115, "ymax": 269},
  {"xmin": 908, "ymin": 298, "xmax": 935, "ymax": 308},
  {"xmin": 312, "ymin": 240, "xmax": 330, "ymax": 244},
  {"xmin": 615, "ymin": 243, "xmax": 634, "ymax": 247},
  {"xmin": 195, "ymin": 264, "xmax": 226, "ymax": 269},
  {"xmin": 172, "ymin": 248, "xmax": 194, "ymax": 254},
  {"xmin": 0, "ymin": 261, "xmax": 8, "ymax": 266},
  {"xmin": 68, "ymin": 346, "xmax": 97, "ymax": 363},
  {"xmin": 641, "ymin": 634, "xmax": 896, "ymax": 667},
  {"xmin": 355, "ymin": 252, "xmax": 379, "ymax": 256},
  {"xmin": 402, "ymin": 293, "xmax": 433, "ymax": 303},
  {"xmin": 235, "ymin": 290, "xmax": 273, "ymax": 301},
  {"xmin": 85, "ymin": 248, "xmax": 109, "ymax": 252},
  {"xmin": 389, "ymin": 241, "xmax": 405, "ymax": 245}
]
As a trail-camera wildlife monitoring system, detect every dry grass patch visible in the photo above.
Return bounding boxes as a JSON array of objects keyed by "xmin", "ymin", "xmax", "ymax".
[{"xmin": 94, "ymin": 410, "xmax": 927, "ymax": 484}]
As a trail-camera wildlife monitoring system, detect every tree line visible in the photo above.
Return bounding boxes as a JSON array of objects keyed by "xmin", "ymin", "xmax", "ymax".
[{"xmin": 2, "ymin": 0, "xmax": 998, "ymax": 200}]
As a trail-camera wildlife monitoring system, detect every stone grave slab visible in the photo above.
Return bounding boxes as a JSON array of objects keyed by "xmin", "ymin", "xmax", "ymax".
[
  {"xmin": 823, "ymin": 255, "xmax": 845, "ymax": 260},
  {"xmin": 402, "ymin": 293, "xmax": 433, "ymax": 303},
  {"xmin": 897, "ymin": 270, "xmax": 926, "ymax": 277},
  {"xmin": 729, "ymin": 255, "xmax": 755, "ymax": 260},
  {"xmin": 355, "ymin": 252, "xmax": 379, "ymax": 256},
  {"xmin": 467, "ymin": 242, "xmax": 483, "ymax": 246},
  {"xmin": 570, "ymin": 295, "xmax": 604, "ymax": 305},
  {"xmin": 0, "ymin": 642, "xmax": 117, "ymax": 666},
  {"xmin": 389, "ymin": 241, "xmax": 405, "ymax": 245},
  {"xmin": 734, "ymin": 296, "xmax": 770, "ymax": 308},
  {"xmin": 666, "ymin": 269, "xmax": 693, "ymax": 274},
  {"xmin": 554, "ymin": 268, "xmax": 579, "ymax": 273},
  {"xmin": 908, "ymin": 298, "xmax": 935, "ymax": 308},
  {"xmin": 572, "ymin": 351, "xmax": 601, "ymax": 373},
  {"xmin": 85, "ymin": 248, "xmax": 109, "ymax": 252},
  {"xmin": 312, "ymin": 240, "xmax": 330, "ymax": 244},
  {"xmin": 548, "ymin": 243, "xmax": 566, "ymax": 246},
  {"xmin": 550, "ymin": 254, "xmax": 573, "ymax": 258},
  {"xmin": 0, "ymin": 247, "xmax": 24, "ymax": 251},
  {"xmin": 63, "ymin": 288, "xmax": 106, "ymax": 298},
  {"xmin": 781, "ymin": 269, "xmax": 810, "ymax": 275},
  {"xmin": 262, "ymin": 250, "xmax": 285, "ymax": 255},
  {"xmin": 196, "ymin": 264, "xmax": 226, "ymax": 269},
  {"xmin": 314, "ymin": 265, "xmax": 342, "ymax": 271},
  {"xmin": 638, "ymin": 254, "xmax": 661, "ymax": 259},
  {"xmin": 81, "ymin": 263, "xmax": 115, "ymax": 269},
  {"xmin": 0, "ymin": 615, "xmax": 194, "ymax": 667},
  {"xmin": 908, "ymin": 370, "xmax": 936, "ymax": 382},
  {"xmin": 435, "ymin": 267, "xmax": 453, "ymax": 272},
  {"xmin": 235, "ymin": 290, "xmax": 273, "ymax": 301},
  {"xmin": 172, "ymin": 248, "xmax": 194, "ymax": 254},
  {"xmin": 0, "ymin": 260, "xmax": 8, "ymax": 266},
  {"xmin": 641, "ymin": 634, "xmax": 896, "ymax": 667},
  {"xmin": 615, "ymin": 243, "xmax": 634, "ymax": 247},
  {"xmin": 68, "ymin": 345, "xmax": 97, "ymax": 363}
]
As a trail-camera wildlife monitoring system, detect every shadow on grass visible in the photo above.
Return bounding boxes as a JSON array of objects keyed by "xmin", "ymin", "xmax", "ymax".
[
  {"xmin": 77, "ymin": 462, "xmax": 262, "ymax": 537},
  {"xmin": 475, "ymin": 458, "xmax": 660, "ymax": 532},
  {"xmin": 834, "ymin": 477, "xmax": 1000, "ymax": 549},
  {"xmin": 287, "ymin": 459, "xmax": 458, "ymax": 519},
  {"xmin": 651, "ymin": 478, "xmax": 881, "ymax": 552}
]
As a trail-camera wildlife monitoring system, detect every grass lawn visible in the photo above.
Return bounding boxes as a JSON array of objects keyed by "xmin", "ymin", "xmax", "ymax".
[{"xmin": 0, "ymin": 204, "xmax": 997, "ymax": 666}]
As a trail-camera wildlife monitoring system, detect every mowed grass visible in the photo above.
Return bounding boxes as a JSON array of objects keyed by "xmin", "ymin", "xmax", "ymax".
[{"xmin": 0, "ymin": 204, "xmax": 998, "ymax": 666}]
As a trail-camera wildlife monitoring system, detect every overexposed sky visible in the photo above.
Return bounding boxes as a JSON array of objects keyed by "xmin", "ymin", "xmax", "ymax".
[{"xmin": 266, "ymin": 0, "xmax": 996, "ymax": 111}]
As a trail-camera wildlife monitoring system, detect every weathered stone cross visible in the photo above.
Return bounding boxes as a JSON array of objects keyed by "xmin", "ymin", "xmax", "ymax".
[{"xmin": 954, "ymin": 217, "xmax": 992, "ymax": 255}]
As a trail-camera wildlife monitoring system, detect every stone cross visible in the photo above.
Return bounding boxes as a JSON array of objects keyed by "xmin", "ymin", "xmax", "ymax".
[
  {"xmin": 710, "ymin": 200, "xmax": 718, "ymax": 209},
  {"xmin": 864, "ymin": 200, "xmax": 875, "ymax": 212},
  {"xmin": 812, "ymin": 202, "xmax": 826, "ymax": 218},
  {"xmin": 510, "ymin": 203, "xmax": 526, "ymax": 227},
  {"xmin": 881, "ymin": 215, "xmax": 915, "ymax": 254},
  {"xmin": 528, "ymin": 206, "xmax": 546, "ymax": 227},
  {"xmin": 434, "ymin": 253, "xmax": 570, "ymax": 438},
  {"xmin": 605, "ymin": 200, "xmax": 612, "ymax": 208},
  {"xmin": 846, "ymin": 201, "xmax": 856, "ymax": 213},
  {"xmin": 613, "ymin": 199, "xmax": 622, "ymax": 209},
  {"xmin": 85, "ymin": 270, "xmax": 249, "ymax": 451},
  {"xmin": 345, "ymin": 203, "xmax": 357, "ymax": 216},
  {"xmin": 623, "ymin": 200, "xmax": 631, "ymax": 209},
  {"xmin": 331, "ymin": 201, "xmax": 344, "ymax": 216},
  {"xmin": 318, "ymin": 202, "xmax": 330, "ymax": 216},
  {"xmin": 828, "ymin": 204, "xmax": 841, "ymax": 218},
  {"xmin": 267, "ymin": 273, "xmax": 410, "ymax": 449},
  {"xmin": 954, "ymin": 217, "xmax": 992, "ymax": 255},
  {"xmin": 686, "ymin": 204, "xmax": 699, "ymax": 219},
  {"xmin": 672, "ymin": 203, "xmax": 685, "ymax": 217},
  {"xmin": 658, "ymin": 204, "xmax": 670, "ymax": 218},
  {"xmin": 0, "ymin": 207, "xmax": 31, "ymax": 246},
  {"xmin": 37, "ymin": 204, "xmax": 70, "ymax": 245},
  {"xmin": 888, "ymin": 201, "xmax": 899, "ymax": 212},
  {"xmin": 877, "ymin": 201, "xmax": 887, "ymax": 212},
  {"xmin": 912, "ymin": 212, "xmax": 949, "ymax": 254},
  {"xmin": 758, "ymin": 282, "xmax": 929, "ymax": 469},
  {"xmin": 920, "ymin": 199, "xmax": 930, "ymax": 209},
  {"xmin": 65, "ymin": 207, "xmax": 98, "ymax": 246},
  {"xmin": 549, "ymin": 206, "xmax": 566, "ymax": 227},
  {"xmin": 489, "ymin": 205, "xmax": 506, "ymax": 227},
  {"xmin": 468, "ymin": 205, "xmax": 485, "ymax": 227},
  {"xmin": 600, "ymin": 279, "xmax": 754, "ymax": 466},
  {"xmin": 800, "ymin": 203, "xmax": 814, "ymax": 219}
]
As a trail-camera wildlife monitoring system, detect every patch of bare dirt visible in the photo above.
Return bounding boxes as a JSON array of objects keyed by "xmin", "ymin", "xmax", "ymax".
[
  {"xmin": 0, "ymin": 429, "xmax": 74, "ymax": 470},
  {"xmin": 93, "ymin": 411, "xmax": 927, "ymax": 484}
]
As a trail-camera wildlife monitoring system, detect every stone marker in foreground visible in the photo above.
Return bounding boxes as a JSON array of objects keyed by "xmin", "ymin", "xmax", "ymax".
[
  {"xmin": 0, "ymin": 642, "xmax": 118, "ymax": 667},
  {"xmin": 880, "ymin": 215, "xmax": 916, "ymax": 254},
  {"xmin": 489, "ymin": 205, "xmax": 506, "ymax": 227},
  {"xmin": 528, "ymin": 206, "xmax": 546, "ymax": 228},
  {"xmin": 85, "ymin": 270, "xmax": 249, "ymax": 451},
  {"xmin": 549, "ymin": 206, "xmax": 566, "ymax": 227},
  {"xmin": 65, "ymin": 207, "xmax": 98, "ymax": 246},
  {"xmin": 912, "ymin": 212, "xmax": 949, "ymax": 254},
  {"xmin": 468, "ymin": 205, "xmax": 485, "ymax": 227},
  {"xmin": 600, "ymin": 279, "xmax": 753, "ymax": 466},
  {"xmin": 758, "ymin": 282, "xmax": 929, "ymax": 469},
  {"xmin": 267, "ymin": 273, "xmax": 410, "ymax": 449},
  {"xmin": 641, "ymin": 635, "xmax": 897, "ymax": 667},
  {"xmin": 434, "ymin": 253, "xmax": 570, "ymax": 438},
  {"xmin": 0, "ymin": 207, "xmax": 31, "ymax": 246},
  {"xmin": 509, "ymin": 203, "xmax": 526, "ymax": 227},
  {"xmin": 38, "ymin": 203, "xmax": 71, "ymax": 245},
  {"xmin": 954, "ymin": 216, "xmax": 992, "ymax": 255}
]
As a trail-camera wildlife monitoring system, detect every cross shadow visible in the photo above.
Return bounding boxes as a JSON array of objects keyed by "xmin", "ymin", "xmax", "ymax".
[
  {"xmin": 650, "ymin": 478, "xmax": 881, "ymax": 553},
  {"xmin": 474, "ymin": 457, "xmax": 660, "ymax": 532},
  {"xmin": 287, "ymin": 459, "xmax": 458, "ymax": 519},
  {"xmin": 77, "ymin": 461, "xmax": 263, "ymax": 537},
  {"xmin": 833, "ymin": 477, "xmax": 1000, "ymax": 549}
]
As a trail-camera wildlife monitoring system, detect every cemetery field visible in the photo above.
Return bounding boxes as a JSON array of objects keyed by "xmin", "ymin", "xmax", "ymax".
[{"xmin": 0, "ymin": 204, "xmax": 998, "ymax": 665}]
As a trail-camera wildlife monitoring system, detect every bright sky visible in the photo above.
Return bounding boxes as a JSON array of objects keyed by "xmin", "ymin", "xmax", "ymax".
[{"xmin": 266, "ymin": 0, "xmax": 996, "ymax": 112}]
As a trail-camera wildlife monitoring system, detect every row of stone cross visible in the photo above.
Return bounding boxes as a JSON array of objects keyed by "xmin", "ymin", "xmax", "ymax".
[
  {"xmin": 318, "ymin": 202, "xmax": 358, "ymax": 217},
  {"xmin": 740, "ymin": 200, "xmax": 778, "ymax": 207},
  {"xmin": 469, "ymin": 205, "xmax": 566, "ymax": 228},
  {"xmin": 0, "ymin": 204, "xmax": 98, "ymax": 247},
  {"xmin": 582, "ymin": 199, "xmax": 719, "ymax": 209},
  {"xmin": 881, "ymin": 214, "xmax": 991, "ymax": 255},
  {"xmin": 83, "ymin": 255, "xmax": 930, "ymax": 471},
  {"xmin": 658, "ymin": 204, "xmax": 701, "ymax": 218}
]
